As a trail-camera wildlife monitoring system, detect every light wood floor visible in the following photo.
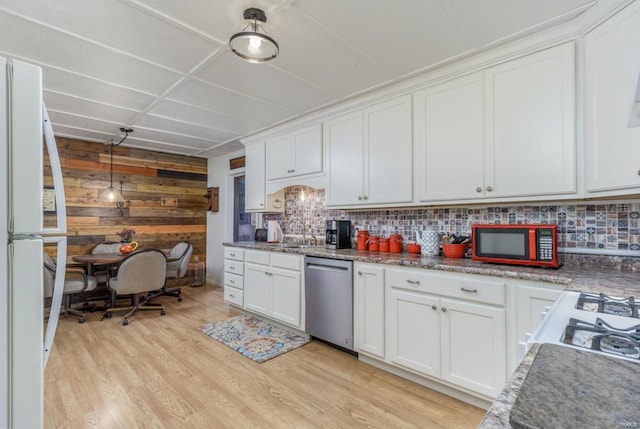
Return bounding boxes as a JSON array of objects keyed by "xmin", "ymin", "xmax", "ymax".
[{"xmin": 44, "ymin": 285, "xmax": 485, "ymax": 428}]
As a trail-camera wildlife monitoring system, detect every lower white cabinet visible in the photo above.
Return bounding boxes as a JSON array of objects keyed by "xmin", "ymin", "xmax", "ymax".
[
  {"xmin": 353, "ymin": 263, "xmax": 385, "ymax": 359},
  {"xmin": 385, "ymin": 266, "xmax": 507, "ymax": 398},
  {"xmin": 223, "ymin": 247, "xmax": 245, "ymax": 306},
  {"xmin": 244, "ymin": 250, "xmax": 303, "ymax": 329}
]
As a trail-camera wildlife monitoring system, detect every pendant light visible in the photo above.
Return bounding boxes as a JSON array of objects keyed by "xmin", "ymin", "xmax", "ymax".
[
  {"xmin": 229, "ymin": 8, "xmax": 279, "ymax": 63},
  {"xmin": 98, "ymin": 127, "xmax": 133, "ymax": 204}
]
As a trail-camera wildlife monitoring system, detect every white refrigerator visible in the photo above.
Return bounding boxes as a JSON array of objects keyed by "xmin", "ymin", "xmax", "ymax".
[{"xmin": 0, "ymin": 57, "xmax": 67, "ymax": 428}]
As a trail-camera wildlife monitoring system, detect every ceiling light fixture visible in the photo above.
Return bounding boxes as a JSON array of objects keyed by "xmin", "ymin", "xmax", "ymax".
[
  {"xmin": 229, "ymin": 8, "xmax": 279, "ymax": 63},
  {"xmin": 98, "ymin": 127, "xmax": 133, "ymax": 206}
]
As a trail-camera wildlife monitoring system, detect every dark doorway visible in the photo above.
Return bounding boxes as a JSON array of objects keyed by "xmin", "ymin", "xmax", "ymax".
[{"xmin": 233, "ymin": 175, "xmax": 252, "ymax": 241}]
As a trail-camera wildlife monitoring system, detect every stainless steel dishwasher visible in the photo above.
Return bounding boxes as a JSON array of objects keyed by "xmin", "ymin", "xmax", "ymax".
[{"xmin": 305, "ymin": 256, "xmax": 354, "ymax": 351}]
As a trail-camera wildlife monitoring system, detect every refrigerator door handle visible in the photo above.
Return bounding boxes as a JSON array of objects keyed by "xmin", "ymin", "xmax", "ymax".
[
  {"xmin": 43, "ymin": 236, "xmax": 66, "ymax": 367},
  {"xmin": 42, "ymin": 103, "xmax": 66, "ymax": 236}
]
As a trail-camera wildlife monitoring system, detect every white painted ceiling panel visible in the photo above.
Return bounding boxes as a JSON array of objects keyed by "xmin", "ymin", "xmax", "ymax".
[
  {"xmin": 148, "ymin": 100, "xmax": 263, "ymax": 135},
  {"xmin": 169, "ymin": 79, "xmax": 294, "ymax": 125},
  {"xmin": 196, "ymin": 52, "xmax": 337, "ymax": 111},
  {"xmin": 0, "ymin": 0, "xmax": 625, "ymax": 157},
  {"xmin": 134, "ymin": 114, "xmax": 238, "ymax": 142},
  {"xmin": 43, "ymin": 91, "xmax": 138, "ymax": 125},
  {"xmin": 0, "ymin": 0, "xmax": 218, "ymax": 74},
  {"xmin": 42, "ymin": 66, "xmax": 157, "ymax": 111}
]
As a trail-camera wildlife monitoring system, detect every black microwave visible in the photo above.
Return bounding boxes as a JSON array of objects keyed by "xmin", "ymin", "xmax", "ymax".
[{"xmin": 472, "ymin": 224, "xmax": 560, "ymax": 268}]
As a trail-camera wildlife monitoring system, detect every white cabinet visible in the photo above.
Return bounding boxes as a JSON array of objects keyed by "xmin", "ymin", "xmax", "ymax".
[
  {"xmin": 223, "ymin": 247, "xmax": 245, "ymax": 306},
  {"xmin": 353, "ymin": 263, "xmax": 385, "ymax": 359},
  {"xmin": 413, "ymin": 43, "xmax": 576, "ymax": 203},
  {"xmin": 585, "ymin": 1, "xmax": 640, "ymax": 194},
  {"xmin": 413, "ymin": 73, "xmax": 485, "ymax": 202},
  {"xmin": 386, "ymin": 267, "xmax": 506, "ymax": 398},
  {"xmin": 266, "ymin": 123, "xmax": 323, "ymax": 181},
  {"xmin": 244, "ymin": 141, "xmax": 266, "ymax": 212},
  {"xmin": 244, "ymin": 250, "xmax": 303, "ymax": 329},
  {"xmin": 326, "ymin": 95, "xmax": 413, "ymax": 207}
]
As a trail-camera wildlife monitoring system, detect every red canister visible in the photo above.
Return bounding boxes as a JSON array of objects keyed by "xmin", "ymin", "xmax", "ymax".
[
  {"xmin": 390, "ymin": 234, "xmax": 402, "ymax": 253},
  {"xmin": 368, "ymin": 235, "xmax": 380, "ymax": 252},
  {"xmin": 379, "ymin": 237, "xmax": 390, "ymax": 252},
  {"xmin": 356, "ymin": 230, "xmax": 369, "ymax": 251}
]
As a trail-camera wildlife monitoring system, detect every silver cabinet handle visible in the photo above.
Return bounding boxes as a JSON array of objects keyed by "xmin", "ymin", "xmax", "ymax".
[
  {"xmin": 461, "ymin": 287, "xmax": 478, "ymax": 293},
  {"xmin": 357, "ymin": 271, "xmax": 363, "ymax": 276},
  {"xmin": 486, "ymin": 186, "xmax": 493, "ymax": 192},
  {"xmin": 431, "ymin": 305, "xmax": 437, "ymax": 311},
  {"xmin": 476, "ymin": 187, "xmax": 482, "ymax": 192},
  {"xmin": 260, "ymin": 203, "xmax": 264, "ymax": 206},
  {"xmin": 229, "ymin": 253, "xmax": 236, "ymax": 257},
  {"xmin": 637, "ymin": 170, "xmax": 640, "ymax": 176},
  {"xmin": 363, "ymin": 196, "xmax": 368, "ymax": 200},
  {"xmin": 265, "ymin": 272, "xmax": 272, "ymax": 276},
  {"xmin": 406, "ymin": 280, "xmax": 420, "ymax": 285},
  {"xmin": 358, "ymin": 196, "xmax": 363, "ymax": 200},
  {"xmin": 229, "ymin": 293, "xmax": 235, "ymax": 298},
  {"xmin": 229, "ymin": 279, "xmax": 235, "ymax": 284},
  {"xmin": 229, "ymin": 265, "xmax": 235, "ymax": 270},
  {"xmin": 441, "ymin": 307, "xmax": 447, "ymax": 312}
]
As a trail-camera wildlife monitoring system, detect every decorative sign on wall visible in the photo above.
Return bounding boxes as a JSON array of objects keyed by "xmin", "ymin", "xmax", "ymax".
[
  {"xmin": 229, "ymin": 156, "xmax": 245, "ymax": 170},
  {"xmin": 207, "ymin": 187, "xmax": 219, "ymax": 212},
  {"xmin": 43, "ymin": 186, "xmax": 56, "ymax": 214}
]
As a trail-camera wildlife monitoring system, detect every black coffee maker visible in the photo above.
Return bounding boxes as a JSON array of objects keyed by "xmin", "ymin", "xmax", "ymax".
[{"xmin": 326, "ymin": 220, "xmax": 351, "ymax": 250}]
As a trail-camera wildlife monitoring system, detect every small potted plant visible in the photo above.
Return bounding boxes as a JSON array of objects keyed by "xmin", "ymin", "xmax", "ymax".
[{"xmin": 117, "ymin": 227, "xmax": 136, "ymax": 243}]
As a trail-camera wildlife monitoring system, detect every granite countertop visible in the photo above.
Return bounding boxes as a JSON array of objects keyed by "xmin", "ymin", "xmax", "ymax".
[{"xmin": 224, "ymin": 241, "xmax": 640, "ymax": 296}]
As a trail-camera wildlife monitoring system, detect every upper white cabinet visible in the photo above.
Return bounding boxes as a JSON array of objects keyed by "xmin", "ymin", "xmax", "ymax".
[
  {"xmin": 414, "ymin": 43, "xmax": 576, "ymax": 203},
  {"xmin": 266, "ymin": 123, "xmax": 323, "ymax": 181},
  {"xmin": 584, "ymin": 1, "xmax": 640, "ymax": 194},
  {"xmin": 244, "ymin": 141, "xmax": 266, "ymax": 212},
  {"xmin": 325, "ymin": 95, "xmax": 413, "ymax": 207}
]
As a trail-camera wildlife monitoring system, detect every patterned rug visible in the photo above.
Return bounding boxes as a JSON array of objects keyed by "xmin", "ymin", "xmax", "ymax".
[{"xmin": 199, "ymin": 314, "xmax": 310, "ymax": 363}]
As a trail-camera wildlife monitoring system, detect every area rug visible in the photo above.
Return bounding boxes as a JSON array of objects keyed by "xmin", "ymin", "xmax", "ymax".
[{"xmin": 199, "ymin": 314, "xmax": 310, "ymax": 363}]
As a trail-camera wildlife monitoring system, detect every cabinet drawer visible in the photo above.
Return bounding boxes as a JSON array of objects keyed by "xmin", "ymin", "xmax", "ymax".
[
  {"xmin": 224, "ymin": 247, "xmax": 244, "ymax": 261},
  {"xmin": 224, "ymin": 260, "xmax": 244, "ymax": 276},
  {"xmin": 387, "ymin": 268, "xmax": 505, "ymax": 306},
  {"xmin": 271, "ymin": 253, "xmax": 301, "ymax": 271},
  {"xmin": 224, "ymin": 273, "xmax": 244, "ymax": 290},
  {"xmin": 245, "ymin": 250, "xmax": 270, "ymax": 265},
  {"xmin": 224, "ymin": 287, "xmax": 244, "ymax": 306}
]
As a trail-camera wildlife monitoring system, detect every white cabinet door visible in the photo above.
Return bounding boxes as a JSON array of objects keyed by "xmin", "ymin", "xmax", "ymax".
[
  {"xmin": 266, "ymin": 123, "xmax": 323, "ymax": 181},
  {"xmin": 585, "ymin": 2, "xmax": 640, "ymax": 193},
  {"xmin": 387, "ymin": 288, "xmax": 440, "ymax": 378},
  {"xmin": 413, "ymin": 74, "xmax": 485, "ymax": 201},
  {"xmin": 515, "ymin": 284, "xmax": 562, "ymax": 345},
  {"xmin": 244, "ymin": 141, "xmax": 267, "ymax": 211},
  {"xmin": 325, "ymin": 111, "xmax": 365, "ymax": 206},
  {"xmin": 271, "ymin": 268, "xmax": 301, "ymax": 327},
  {"xmin": 364, "ymin": 95, "xmax": 413, "ymax": 205},
  {"xmin": 485, "ymin": 43, "xmax": 576, "ymax": 198},
  {"xmin": 266, "ymin": 134, "xmax": 292, "ymax": 180},
  {"xmin": 244, "ymin": 264, "xmax": 271, "ymax": 315},
  {"xmin": 354, "ymin": 263, "xmax": 385, "ymax": 358},
  {"xmin": 292, "ymin": 123, "xmax": 323, "ymax": 178},
  {"xmin": 440, "ymin": 298, "xmax": 506, "ymax": 398}
]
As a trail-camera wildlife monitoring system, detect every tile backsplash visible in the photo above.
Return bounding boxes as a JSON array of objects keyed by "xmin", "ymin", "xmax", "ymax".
[{"xmin": 262, "ymin": 186, "xmax": 640, "ymax": 256}]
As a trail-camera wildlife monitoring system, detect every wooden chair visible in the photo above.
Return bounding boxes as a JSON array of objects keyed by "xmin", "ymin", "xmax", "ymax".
[
  {"xmin": 43, "ymin": 254, "xmax": 98, "ymax": 323},
  {"xmin": 101, "ymin": 249, "xmax": 167, "ymax": 326}
]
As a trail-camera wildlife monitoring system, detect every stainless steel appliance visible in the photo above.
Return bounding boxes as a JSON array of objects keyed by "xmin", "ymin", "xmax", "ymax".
[
  {"xmin": 472, "ymin": 224, "xmax": 560, "ymax": 268},
  {"xmin": 304, "ymin": 257, "xmax": 354, "ymax": 351},
  {"xmin": 325, "ymin": 220, "xmax": 351, "ymax": 250},
  {"xmin": 525, "ymin": 291, "xmax": 640, "ymax": 362}
]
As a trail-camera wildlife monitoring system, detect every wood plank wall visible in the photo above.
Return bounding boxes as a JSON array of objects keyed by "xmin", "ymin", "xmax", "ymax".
[{"xmin": 44, "ymin": 137, "xmax": 208, "ymax": 281}]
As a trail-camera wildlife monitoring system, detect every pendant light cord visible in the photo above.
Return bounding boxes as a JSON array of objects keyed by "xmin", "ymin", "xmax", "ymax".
[{"xmin": 108, "ymin": 127, "xmax": 133, "ymax": 188}]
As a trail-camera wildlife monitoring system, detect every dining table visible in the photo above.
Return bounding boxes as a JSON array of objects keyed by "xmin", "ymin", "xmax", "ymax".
[{"xmin": 71, "ymin": 250, "xmax": 178, "ymax": 273}]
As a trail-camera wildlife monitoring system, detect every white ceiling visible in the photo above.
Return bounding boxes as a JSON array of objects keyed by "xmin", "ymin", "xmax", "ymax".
[{"xmin": 0, "ymin": 0, "xmax": 626, "ymax": 157}]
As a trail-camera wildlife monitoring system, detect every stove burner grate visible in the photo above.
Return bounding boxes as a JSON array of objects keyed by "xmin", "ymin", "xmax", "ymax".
[
  {"xmin": 562, "ymin": 317, "xmax": 640, "ymax": 359},
  {"xmin": 575, "ymin": 293, "xmax": 638, "ymax": 318}
]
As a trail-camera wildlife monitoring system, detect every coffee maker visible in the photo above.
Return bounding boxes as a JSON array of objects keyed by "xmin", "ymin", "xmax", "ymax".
[{"xmin": 326, "ymin": 220, "xmax": 351, "ymax": 249}]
